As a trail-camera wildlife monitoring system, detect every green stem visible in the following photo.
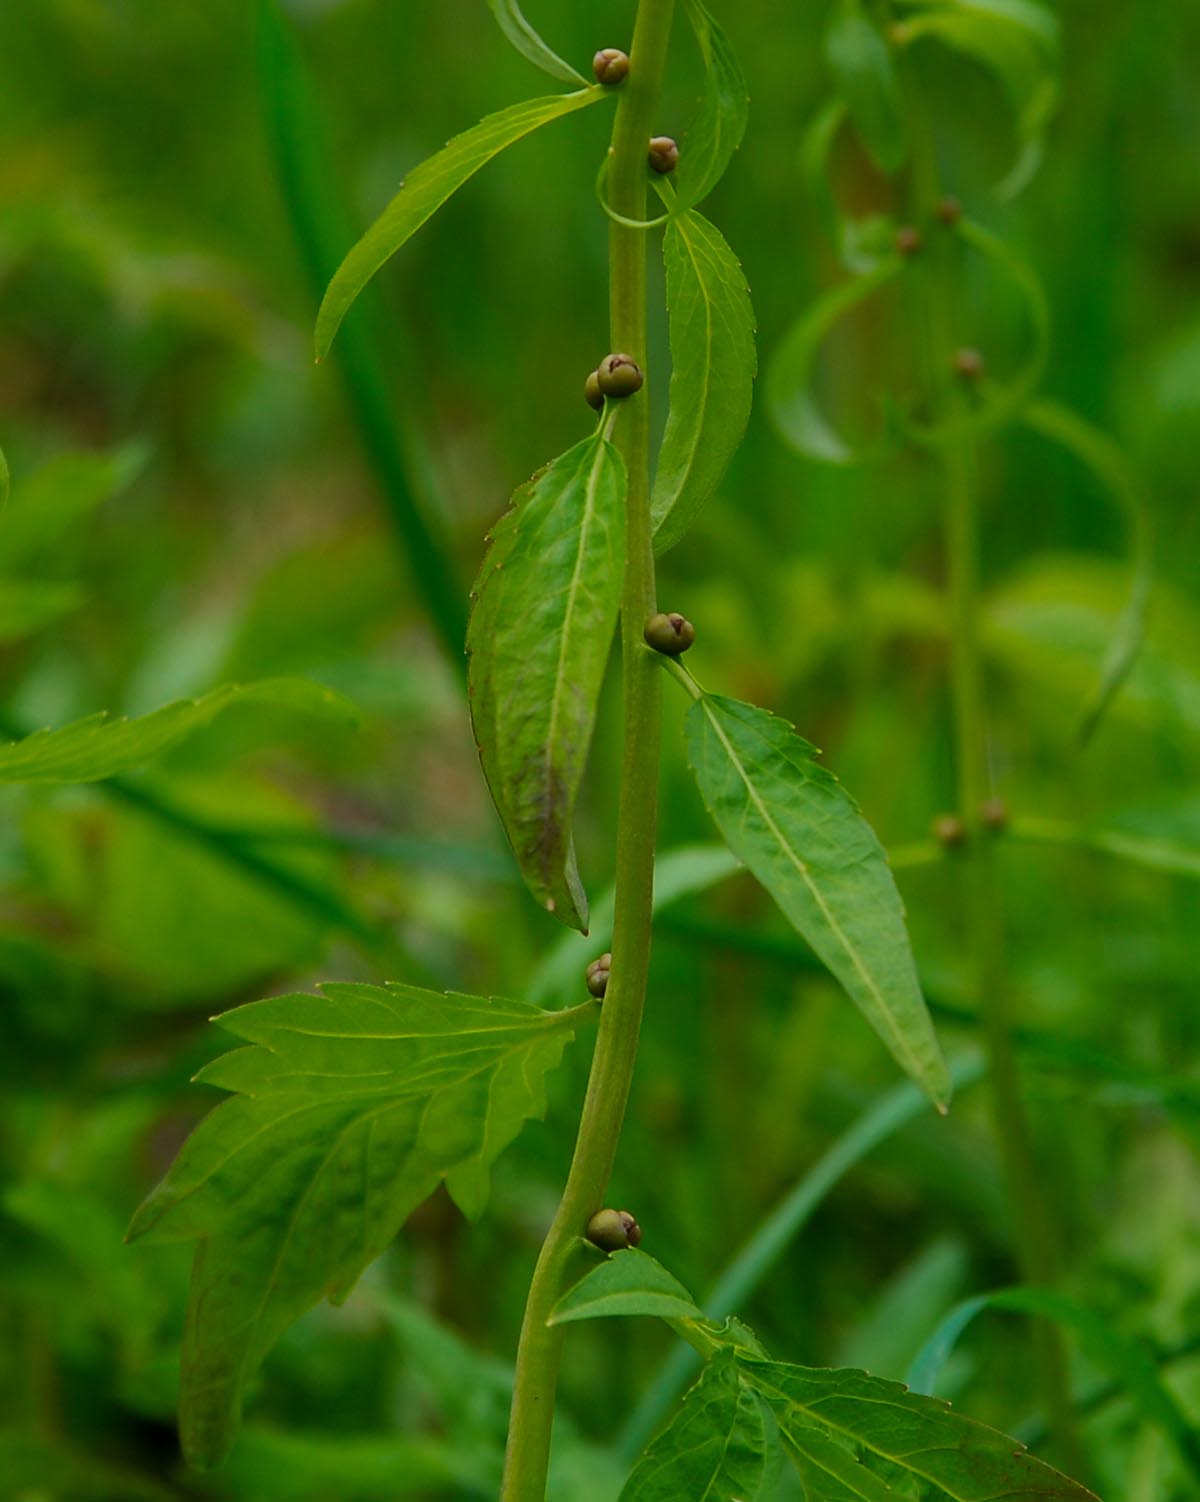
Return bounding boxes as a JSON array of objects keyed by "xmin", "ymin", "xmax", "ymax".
[
  {"xmin": 499, "ymin": 5, "xmax": 674, "ymax": 1498},
  {"xmin": 896, "ymin": 45, "xmax": 1085, "ymax": 1478}
]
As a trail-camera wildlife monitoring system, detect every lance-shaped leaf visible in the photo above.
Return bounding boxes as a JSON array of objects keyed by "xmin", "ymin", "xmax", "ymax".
[
  {"xmin": 619, "ymin": 1351, "xmax": 776, "ymax": 1502},
  {"xmin": 550, "ymin": 1248, "xmax": 704, "ymax": 1327},
  {"xmin": 127, "ymin": 983, "xmax": 591, "ymax": 1468},
  {"xmin": 671, "ymin": 0, "xmax": 749, "ymax": 213},
  {"xmin": 315, "ymin": 87, "xmax": 606, "ymax": 359},
  {"xmin": 740, "ymin": 1356, "xmax": 1099, "ymax": 1501},
  {"xmin": 468, "ymin": 435, "xmax": 626, "ymax": 932},
  {"xmin": 484, "ymin": 0, "xmax": 586, "ymax": 85},
  {"xmin": 684, "ymin": 693, "xmax": 949, "ymax": 1107},
  {"xmin": 651, "ymin": 209, "xmax": 756, "ymax": 555},
  {"xmin": 0, "ymin": 678, "xmax": 356, "ymax": 784},
  {"xmin": 825, "ymin": 0, "xmax": 908, "ymax": 174}
]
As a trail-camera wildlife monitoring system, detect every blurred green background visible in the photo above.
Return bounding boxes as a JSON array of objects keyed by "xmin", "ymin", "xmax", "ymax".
[{"xmin": 2, "ymin": 1, "xmax": 1199, "ymax": 1498}]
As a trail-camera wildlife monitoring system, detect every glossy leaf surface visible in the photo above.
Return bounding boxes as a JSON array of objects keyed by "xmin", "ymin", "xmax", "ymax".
[
  {"xmin": 652, "ymin": 209, "xmax": 756, "ymax": 554},
  {"xmin": 128, "ymin": 984, "xmax": 589, "ymax": 1467},
  {"xmin": 685, "ymin": 692, "xmax": 949, "ymax": 1106},
  {"xmin": 315, "ymin": 87, "xmax": 606, "ymax": 359},
  {"xmin": 0, "ymin": 678, "xmax": 356, "ymax": 784},
  {"xmin": 468, "ymin": 435, "xmax": 626, "ymax": 931},
  {"xmin": 484, "ymin": 0, "xmax": 586, "ymax": 84}
]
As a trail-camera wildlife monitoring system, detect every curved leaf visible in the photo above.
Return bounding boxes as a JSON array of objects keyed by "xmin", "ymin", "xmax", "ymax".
[
  {"xmin": 551, "ymin": 1248, "xmax": 704, "ymax": 1326},
  {"xmin": 803, "ymin": 99, "xmax": 899, "ymax": 273},
  {"xmin": 907, "ymin": 1287, "xmax": 1200, "ymax": 1483},
  {"xmin": 651, "ymin": 209, "xmax": 756, "ymax": 553},
  {"xmin": 315, "ymin": 87, "xmax": 606, "ymax": 359},
  {"xmin": 766, "ymin": 257, "xmax": 903, "ymax": 464},
  {"xmin": 825, "ymin": 0, "xmax": 908, "ymax": 175},
  {"xmin": 619, "ymin": 1351, "xmax": 775, "ymax": 1502},
  {"xmin": 684, "ymin": 691, "xmax": 949, "ymax": 1107},
  {"xmin": 0, "ymin": 678, "xmax": 356, "ymax": 784},
  {"xmin": 1022, "ymin": 398, "xmax": 1153, "ymax": 741},
  {"xmin": 671, "ymin": 0, "xmax": 750, "ymax": 213},
  {"xmin": 468, "ymin": 435, "xmax": 627, "ymax": 932},
  {"xmin": 484, "ymin": 0, "xmax": 586, "ymax": 85},
  {"xmin": 128, "ymin": 984, "xmax": 590, "ymax": 1466}
]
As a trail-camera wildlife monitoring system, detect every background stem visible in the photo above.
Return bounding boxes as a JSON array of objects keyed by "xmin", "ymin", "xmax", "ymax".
[{"xmin": 498, "ymin": 5, "xmax": 674, "ymax": 1498}]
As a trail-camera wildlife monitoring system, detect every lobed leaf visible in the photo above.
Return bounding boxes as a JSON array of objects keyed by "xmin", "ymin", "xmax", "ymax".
[
  {"xmin": 671, "ymin": 0, "xmax": 750, "ymax": 214},
  {"xmin": 618, "ymin": 1351, "xmax": 775, "ymax": 1502},
  {"xmin": 684, "ymin": 692, "xmax": 949, "ymax": 1107},
  {"xmin": 484, "ymin": 0, "xmax": 587, "ymax": 85},
  {"xmin": 0, "ymin": 678, "xmax": 357, "ymax": 785},
  {"xmin": 825, "ymin": 0, "xmax": 908, "ymax": 175},
  {"xmin": 550, "ymin": 1248, "xmax": 704, "ymax": 1326},
  {"xmin": 128, "ymin": 983, "xmax": 591, "ymax": 1467},
  {"xmin": 651, "ymin": 209, "xmax": 756, "ymax": 554},
  {"xmin": 315, "ymin": 87, "xmax": 607, "ymax": 359},
  {"xmin": 468, "ymin": 435, "xmax": 627, "ymax": 932}
]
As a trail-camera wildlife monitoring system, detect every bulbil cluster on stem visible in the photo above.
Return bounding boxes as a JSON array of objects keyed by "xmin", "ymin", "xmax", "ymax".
[
  {"xmin": 586, "ymin": 1207, "xmax": 642, "ymax": 1252},
  {"xmin": 585, "ymin": 352, "xmax": 645, "ymax": 409},
  {"xmin": 643, "ymin": 612, "xmax": 696, "ymax": 655},
  {"xmin": 648, "ymin": 136, "xmax": 680, "ymax": 174},
  {"xmin": 593, "ymin": 48, "xmax": 630, "ymax": 87},
  {"xmin": 585, "ymin": 952, "xmax": 612, "ymax": 999}
]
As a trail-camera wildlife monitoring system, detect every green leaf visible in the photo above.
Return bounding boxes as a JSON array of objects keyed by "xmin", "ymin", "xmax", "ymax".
[
  {"xmin": 651, "ymin": 209, "xmax": 756, "ymax": 554},
  {"xmin": 550, "ymin": 1248, "xmax": 704, "ymax": 1326},
  {"xmin": 742, "ymin": 1356, "xmax": 1099, "ymax": 1500},
  {"xmin": 766, "ymin": 258, "xmax": 903, "ymax": 465},
  {"xmin": 619, "ymin": 1351, "xmax": 775, "ymax": 1502},
  {"xmin": 315, "ymin": 87, "xmax": 606, "ymax": 359},
  {"xmin": 671, "ymin": 0, "xmax": 750, "ymax": 213},
  {"xmin": 803, "ymin": 100, "xmax": 899, "ymax": 273},
  {"xmin": 0, "ymin": 678, "xmax": 357, "ymax": 784},
  {"xmin": 907, "ymin": 1287, "xmax": 1200, "ymax": 1483},
  {"xmin": 484, "ymin": 0, "xmax": 586, "ymax": 85},
  {"xmin": 127, "ymin": 984, "xmax": 591, "ymax": 1467},
  {"xmin": 1, "ymin": 444, "xmax": 145, "ymax": 573},
  {"xmin": 0, "ymin": 579, "xmax": 84, "ymax": 642},
  {"xmin": 825, "ymin": 0, "xmax": 908, "ymax": 175},
  {"xmin": 468, "ymin": 435, "xmax": 626, "ymax": 932},
  {"xmin": 684, "ymin": 692, "xmax": 950, "ymax": 1107}
]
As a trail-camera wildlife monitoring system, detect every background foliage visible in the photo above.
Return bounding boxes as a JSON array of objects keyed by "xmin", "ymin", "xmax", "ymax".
[{"xmin": 2, "ymin": 0, "xmax": 1199, "ymax": 1498}]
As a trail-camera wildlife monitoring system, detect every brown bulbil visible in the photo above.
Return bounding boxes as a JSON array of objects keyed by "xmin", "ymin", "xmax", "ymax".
[
  {"xmin": 933, "ymin": 813, "xmax": 968, "ymax": 850},
  {"xmin": 584, "ymin": 368, "xmax": 605, "ymax": 411},
  {"xmin": 585, "ymin": 952, "xmax": 612, "ymax": 999},
  {"xmin": 593, "ymin": 47, "xmax": 630, "ymax": 86},
  {"xmin": 597, "ymin": 352, "xmax": 644, "ymax": 398},
  {"xmin": 895, "ymin": 224, "xmax": 923, "ymax": 257},
  {"xmin": 953, "ymin": 347, "xmax": 985, "ymax": 382},
  {"xmin": 648, "ymin": 136, "xmax": 680, "ymax": 174},
  {"xmin": 586, "ymin": 1208, "xmax": 643, "ymax": 1252},
  {"xmin": 643, "ymin": 612, "xmax": 696, "ymax": 655},
  {"xmin": 935, "ymin": 196, "xmax": 963, "ymax": 226},
  {"xmin": 980, "ymin": 797, "xmax": 1008, "ymax": 833}
]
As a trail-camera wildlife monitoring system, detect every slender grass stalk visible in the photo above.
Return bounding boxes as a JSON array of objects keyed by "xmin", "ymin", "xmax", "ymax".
[
  {"xmin": 897, "ymin": 51, "xmax": 1086, "ymax": 1478},
  {"xmin": 498, "ymin": 5, "xmax": 675, "ymax": 1497}
]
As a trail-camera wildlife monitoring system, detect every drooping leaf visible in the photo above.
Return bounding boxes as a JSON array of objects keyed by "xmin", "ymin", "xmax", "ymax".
[
  {"xmin": 671, "ymin": 0, "xmax": 750, "ymax": 213},
  {"xmin": 742, "ymin": 1356, "xmax": 1099, "ymax": 1500},
  {"xmin": 651, "ymin": 209, "xmax": 756, "ymax": 554},
  {"xmin": 684, "ymin": 692, "xmax": 950, "ymax": 1107},
  {"xmin": 825, "ymin": 0, "xmax": 908, "ymax": 175},
  {"xmin": 907, "ymin": 1287, "xmax": 1200, "ymax": 1483},
  {"xmin": 766, "ymin": 258, "xmax": 903, "ymax": 464},
  {"xmin": 550, "ymin": 1248, "xmax": 704, "ymax": 1326},
  {"xmin": 127, "ymin": 984, "xmax": 592, "ymax": 1467},
  {"xmin": 484, "ymin": 0, "xmax": 586, "ymax": 85},
  {"xmin": 468, "ymin": 435, "xmax": 626, "ymax": 932},
  {"xmin": 315, "ymin": 87, "xmax": 607, "ymax": 359},
  {"xmin": 619, "ymin": 1351, "xmax": 775, "ymax": 1502},
  {"xmin": 0, "ymin": 678, "xmax": 357, "ymax": 784}
]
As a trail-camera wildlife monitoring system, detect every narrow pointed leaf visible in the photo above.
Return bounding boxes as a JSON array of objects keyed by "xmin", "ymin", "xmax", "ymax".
[
  {"xmin": 550, "ymin": 1248, "xmax": 704, "ymax": 1326},
  {"xmin": 742, "ymin": 1357, "xmax": 1100, "ymax": 1500},
  {"xmin": 0, "ymin": 678, "xmax": 357, "ymax": 784},
  {"xmin": 127, "ymin": 983, "xmax": 589, "ymax": 1467},
  {"xmin": 685, "ymin": 693, "xmax": 949, "ymax": 1107},
  {"xmin": 671, "ymin": 0, "xmax": 750, "ymax": 213},
  {"xmin": 825, "ymin": 0, "xmax": 908, "ymax": 174},
  {"xmin": 468, "ymin": 435, "xmax": 626, "ymax": 931},
  {"xmin": 651, "ymin": 209, "xmax": 756, "ymax": 554},
  {"xmin": 485, "ymin": 0, "xmax": 586, "ymax": 85},
  {"xmin": 619, "ymin": 1352, "xmax": 774, "ymax": 1502},
  {"xmin": 315, "ymin": 87, "xmax": 606, "ymax": 359}
]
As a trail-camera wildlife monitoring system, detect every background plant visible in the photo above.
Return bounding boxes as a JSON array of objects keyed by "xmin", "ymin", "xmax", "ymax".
[{"xmin": 1, "ymin": 2, "xmax": 1199, "ymax": 1500}]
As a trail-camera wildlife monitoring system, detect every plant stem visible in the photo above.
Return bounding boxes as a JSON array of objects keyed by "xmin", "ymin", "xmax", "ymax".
[
  {"xmin": 498, "ymin": 5, "xmax": 674, "ymax": 1498},
  {"xmin": 897, "ymin": 50, "xmax": 1086, "ymax": 1479}
]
